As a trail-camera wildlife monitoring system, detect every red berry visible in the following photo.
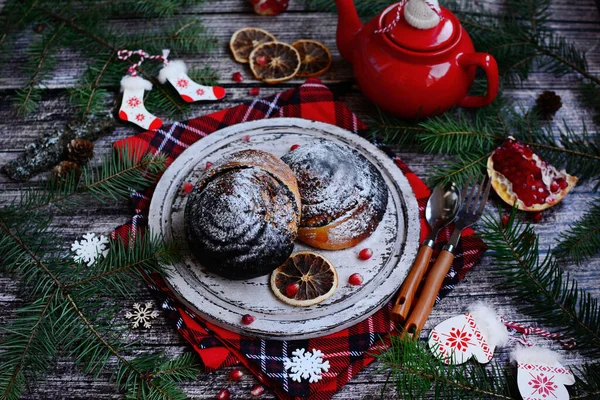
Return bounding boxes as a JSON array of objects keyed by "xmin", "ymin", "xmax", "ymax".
[
  {"xmin": 249, "ymin": 87, "xmax": 260, "ymax": 96},
  {"xmin": 232, "ymin": 72, "xmax": 244, "ymax": 83},
  {"xmin": 531, "ymin": 211, "xmax": 543, "ymax": 222},
  {"xmin": 285, "ymin": 283, "xmax": 299, "ymax": 298},
  {"xmin": 256, "ymin": 55, "xmax": 268, "ymax": 66},
  {"xmin": 358, "ymin": 248, "xmax": 373, "ymax": 260},
  {"xmin": 206, "ymin": 161, "xmax": 213, "ymax": 170},
  {"xmin": 290, "ymin": 144, "xmax": 300, "ymax": 151},
  {"xmin": 250, "ymin": 384, "xmax": 265, "ymax": 397},
  {"xmin": 217, "ymin": 388, "xmax": 230, "ymax": 400},
  {"xmin": 241, "ymin": 314, "xmax": 255, "ymax": 325},
  {"xmin": 182, "ymin": 182, "xmax": 194, "ymax": 194},
  {"xmin": 348, "ymin": 273, "xmax": 363, "ymax": 286},
  {"xmin": 242, "ymin": 135, "xmax": 251, "ymax": 142},
  {"xmin": 229, "ymin": 368, "xmax": 244, "ymax": 381},
  {"xmin": 501, "ymin": 215, "xmax": 509, "ymax": 226}
]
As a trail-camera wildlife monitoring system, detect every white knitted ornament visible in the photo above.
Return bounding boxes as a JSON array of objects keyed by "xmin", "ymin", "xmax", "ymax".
[
  {"xmin": 158, "ymin": 60, "xmax": 226, "ymax": 103},
  {"xmin": 512, "ymin": 346, "xmax": 574, "ymax": 400},
  {"xmin": 428, "ymin": 303, "xmax": 509, "ymax": 364},
  {"xmin": 118, "ymin": 76, "xmax": 163, "ymax": 131},
  {"xmin": 404, "ymin": 0, "xmax": 441, "ymax": 30}
]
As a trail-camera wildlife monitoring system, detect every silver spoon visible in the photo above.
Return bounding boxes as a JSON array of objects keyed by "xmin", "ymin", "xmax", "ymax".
[{"xmin": 391, "ymin": 182, "xmax": 461, "ymax": 323}]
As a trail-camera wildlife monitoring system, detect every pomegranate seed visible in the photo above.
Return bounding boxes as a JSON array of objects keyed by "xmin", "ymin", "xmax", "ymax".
[
  {"xmin": 531, "ymin": 211, "xmax": 543, "ymax": 223},
  {"xmin": 285, "ymin": 283, "xmax": 299, "ymax": 298},
  {"xmin": 501, "ymin": 215, "xmax": 509, "ymax": 226},
  {"xmin": 558, "ymin": 179, "xmax": 568, "ymax": 189},
  {"xmin": 182, "ymin": 182, "xmax": 194, "ymax": 194},
  {"xmin": 256, "ymin": 55, "xmax": 268, "ymax": 66},
  {"xmin": 348, "ymin": 273, "xmax": 363, "ymax": 286},
  {"xmin": 232, "ymin": 72, "xmax": 244, "ymax": 83},
  {"xmin": 217, "ymin": 388, "xmax": 230, "ymax": 400},
  {"xmin": 243, "ymin": 135, "xmax": 251, "ymax": 142},
  {"xmin": 206, "ymin": 161, "xmax": 213, "ymax": 170},
  {"xmin": 358, "ymin": 248, "xmax": 373, "ymax": 260},
  {"xmin": 241, "ymin": 314, "xmax": 255, "ymax": 325},
  {"xmin": 250, "ymin": 384, "xmax": 265, "ymax": 397},
  {"xmin": 550, "ymin": 181, "xmax": 560, "ymax": 193},
  {"xmin": 249, "ymin": 87, "xmax": 260, "ymax": 96},
  {"xmin": 229, "ymin": 368, "xmax": 244, "ymax": 381},
  {"xmin": 290, "ymin": 144, "xmax": 300, "ymax": 151}
]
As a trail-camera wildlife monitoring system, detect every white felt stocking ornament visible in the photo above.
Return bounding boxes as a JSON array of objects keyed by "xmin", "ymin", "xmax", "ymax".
[
  {"xmin": 158, "ymin": 59, "xmax": 226, "ymax": 103},
  {"xmin": 428, "ymin": 303, "xmax": 509, "ymax": 365},
  {"xmin": 512, "ymin": 346, "xmax": 574, "ymax": 400},
  {"xmin": 119, "ymin": 76, "xmax": 163, "ymax": 131}
]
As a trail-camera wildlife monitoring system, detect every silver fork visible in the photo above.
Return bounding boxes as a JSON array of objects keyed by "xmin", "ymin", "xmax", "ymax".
[{"xmin": 403, "ymin": 176, "xmax": 492, "ymax": 336}]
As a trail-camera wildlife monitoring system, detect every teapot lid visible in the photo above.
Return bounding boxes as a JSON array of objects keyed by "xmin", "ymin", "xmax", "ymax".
[{"xmin": 379, "ymin": 0, "xmax": 457, "ymax": 52}]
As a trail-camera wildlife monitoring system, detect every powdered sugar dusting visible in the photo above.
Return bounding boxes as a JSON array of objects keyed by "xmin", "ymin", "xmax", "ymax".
[
  {"xmin": 185, "ymin": 162, "xmax": 298, "ymax": 279},
  {"xmin": 282, "ymin": 140, "xmax": 388, "ymax": 244}
]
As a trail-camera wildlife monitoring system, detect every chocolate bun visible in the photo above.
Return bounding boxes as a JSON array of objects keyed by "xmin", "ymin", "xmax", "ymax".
[
  {"xmin": 281, "ymin": 140, "xmax": 388, "ymax": 250},
  {"xmin": 184, "ymin": 150, "xmax": 301, "ymax": 279}
]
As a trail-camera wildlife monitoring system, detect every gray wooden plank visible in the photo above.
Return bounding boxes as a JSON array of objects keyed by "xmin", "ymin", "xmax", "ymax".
[{"xmin": 1, "ymin": 1, "xmax": 599, "ymax": 399}]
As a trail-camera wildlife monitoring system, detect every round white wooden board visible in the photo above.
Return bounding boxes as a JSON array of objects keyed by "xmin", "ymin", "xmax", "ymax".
[{"xmin": 148, "ymin": 118, "xmax": 420, "ymax": 340}]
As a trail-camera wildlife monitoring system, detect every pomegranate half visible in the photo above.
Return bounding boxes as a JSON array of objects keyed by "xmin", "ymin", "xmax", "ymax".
[{"xmin": 487, "ymin": 137, "xmax": 578, "ymax": 211}]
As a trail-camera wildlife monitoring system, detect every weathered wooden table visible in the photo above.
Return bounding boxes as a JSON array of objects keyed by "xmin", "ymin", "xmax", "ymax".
[{"xmin": 1, "ymin": 1, "xmax": 599, "ymax": 398}]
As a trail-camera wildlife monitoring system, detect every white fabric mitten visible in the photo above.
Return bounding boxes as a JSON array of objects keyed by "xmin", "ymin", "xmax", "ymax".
[
  {"xmin": 512, "ymin": 346, "xmax": 574, "ymax": 400},
  {"xmin": 428, "ymin": 303, "xmax": 509, "ymax": 364}
]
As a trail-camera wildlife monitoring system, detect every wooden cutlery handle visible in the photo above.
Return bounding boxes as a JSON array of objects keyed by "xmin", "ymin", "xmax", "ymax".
[
  {"xmin": 403, "ymin": 249, "xmax": 455, "ymax": 335},
  {"xmin": 391, "ymin": 245, "xmax": 433, "ymax": 323}
]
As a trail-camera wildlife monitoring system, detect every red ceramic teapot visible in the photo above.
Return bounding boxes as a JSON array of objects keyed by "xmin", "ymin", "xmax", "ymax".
[{"xmin": 335, "ymin": 0, "xmax": 499, "ymax": 119}]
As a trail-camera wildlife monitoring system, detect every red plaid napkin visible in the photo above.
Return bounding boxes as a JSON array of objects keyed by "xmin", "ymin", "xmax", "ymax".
[{"xmin": 112, "ymin": 79, "xmax": 486, "ymax": 400}]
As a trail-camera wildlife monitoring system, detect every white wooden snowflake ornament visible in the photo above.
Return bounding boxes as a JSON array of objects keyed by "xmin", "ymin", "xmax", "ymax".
[
  {"xmin": 512, "ymin": 346, "xmax": 574, "ymax": 400},
  {"xmin": 125, "ymin": 302, "xmax": 160, "ymax": 329},
  {"xmin": 71, "ymin": 233, "xmax": 109, "ymax": 267},
  {"xmin": 284, "ymin": 348, "xmax": 330, "ymax": 383},
  {"xmin": 428, "ymin": 303, "xmax": 509, "ymax": 365}
]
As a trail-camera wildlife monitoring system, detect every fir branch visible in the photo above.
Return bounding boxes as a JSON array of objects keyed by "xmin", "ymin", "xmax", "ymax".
[
  {"xmin": 572, "ymin": 363, "xmax": 600, "ymax": 399},
  {"xmin": 0, "ymin": 291, "xmax": 58, "ymax": 400},
  {"xmin": 579, "ymin": 82, "xmax": 600, "ymax": 125},
  {"xmin": 429, "ymin": 151, "xmax": 491, "ymax": 187},
  {"xmin": 69, "ymin": 53, "xmax": 117, "ymax": 119},
  {"xmin": 554, "ymin": 202, "xmax": 600, "ymax": 264},
  {"xmin": 8, "ymin": 146, "xmax": 167, "ymax": 213},
  {"xmin": 482, "ymin": 209, "xmax": 600, "ymax": 355},
  {"xmin": 380, "ymin": 335, "xmax": 515, "ymax": 399},
  {"xmin": 14, "ymin": 22, "xmax": 65, "ymax": 116}
]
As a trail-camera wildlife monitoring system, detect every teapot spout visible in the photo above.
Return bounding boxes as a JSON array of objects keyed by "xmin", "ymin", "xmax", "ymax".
[{"xmin": 334, "ymin": 0, "xmax": 363, "ymax": 63}]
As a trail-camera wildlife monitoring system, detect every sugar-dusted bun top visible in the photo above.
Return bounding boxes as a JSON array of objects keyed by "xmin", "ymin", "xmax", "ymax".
[
  {"xmin": 281, "ymin": 140, "xmax": 388, "ymax": 229},
  {"xmin": 184, "ymin": 149, "xmax": 300, "ymax": 280}
]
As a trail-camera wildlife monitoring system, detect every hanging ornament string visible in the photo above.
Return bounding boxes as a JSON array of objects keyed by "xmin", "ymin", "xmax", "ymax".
[
  {"xmin": 374, "ymin": 0, "xmax": 440, "ymax": 34},
  {"xmin": 501, "ymin": 318, "xmax": 577, "ymax": 350},
  {"xmin": 117, "ymin": 49, "xmax": 169, "ymax": 77}
]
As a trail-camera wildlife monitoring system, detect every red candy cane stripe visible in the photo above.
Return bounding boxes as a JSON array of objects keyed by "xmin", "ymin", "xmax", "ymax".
[
  {"xmin": 374, "ymin": 0, "xmax": 440, "ymax": 34},
  {"xmin": 117, "ymin": 49, "xmax": 168, "ymax": 76},
  {"xmin": 501, "ymin": 319, "xmax": 577, "ymax": 350}
]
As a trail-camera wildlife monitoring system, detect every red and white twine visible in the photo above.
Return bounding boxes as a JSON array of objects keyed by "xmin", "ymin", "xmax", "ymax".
[
  {"xmin": 117, "ymin": 49, "xmax": 169, "ymax": 76},
  {"xmin": 375, "ymin": 0, "xmax": 440, "ymax": 34},
  {"xmin": 501, "ymin": 318, "xmax": 577, "ymax": 350}
]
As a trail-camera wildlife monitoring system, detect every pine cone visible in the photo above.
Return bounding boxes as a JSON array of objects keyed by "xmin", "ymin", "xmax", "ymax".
[
  {"xmin": 52, "ymin": 161, "xmax": 82, "ymax": 183},
  {"xmin": 67, "ymin": 139, "xmax": 94, "ymax": 165},
  {"xmin": 535, "ymin": 90, "xmax": 562, "ymax": 119}
]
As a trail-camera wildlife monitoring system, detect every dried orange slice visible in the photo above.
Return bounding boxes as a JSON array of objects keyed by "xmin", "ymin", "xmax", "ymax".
[
  {"xmin": 230, "ymin": 27, "xmax": 276, "ymax": 63},
  {"xmin": 249, "ymin": 42, "xmax": 301, "ymax": 84},
  {"xmin": 292, "ymin": 40, "xmax": 332, "ymax": 78},
  {"xmin": 270, "ymin": 251, "xmax": 338, "ymax": 307},
  {"xmin": 487, "ymin": 137, "xmax": 578, "ymax": 211}
]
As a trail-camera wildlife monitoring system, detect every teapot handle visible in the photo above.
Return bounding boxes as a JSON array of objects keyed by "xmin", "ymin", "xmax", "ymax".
[{"xmin": 457, "ymin": 53, "xmax": 499, "ymax": 108}]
